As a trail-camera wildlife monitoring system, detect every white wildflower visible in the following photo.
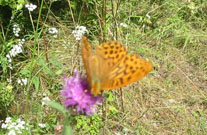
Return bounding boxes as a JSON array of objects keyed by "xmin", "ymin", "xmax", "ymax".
[
  {"xmin": 5, "ymin": 117, "xmax": 12, "ymax": 123},
  {"xmin": 8, "ymin": 122, "xmax": 17, "ymax": 129},
  {"xmin": 120, "ymin": 23, "xmax": 128, "ymax": 28},
  {"xmin": 53, "ymin": 35, "xmax": 57, "ymax": 38},
  {"xmin": 38, "ymin": 123, "xmax": 46, "ymax": 128},
  {"xmin": 22, "ymin": 78, "xmax": 28, "ymax": 85},
  {"xmin": 8, "ymin": 130, "xmax": 16, "ymax": 135},
  {"xmin": 17, "ymin": 79, "xmax": 22, "ymax": 85},
  {"xmin": 17, "ymin": 78, "xmax": 28, "ymax": 86},
  {"xmin": 48, "ymin": 27, "xmax": 58, "ymax": 38},
  {"xmin": 48, "ymin": 28, "xmax": 58, "ymax": 34},
  {"xmin": 25, "ymin": 3, "xmax": 37, "ymax": 11},
  {"xmin": 1, "ymin": 123, "xmax": 8, "ymax": 128},
  {"xmin": 42, "ymin": 97, "xmax": 51, "ymax": 105},
  {"xmin": 16, "ymin": 124, "xmax": 24, "ymax": 130},
  {"xmin": 1, "ymin": 117, "xmax": 28, "ymax": 134},
  {"xmin": 13, "ymin": 24, "xmax": 21, "ymax": 37},
  {"xmin": 6, "ymin": 54, "xmax": 12, "ymax": 63},
  {"xmin": 7, "ymin": 78, "xmax": 12, "ymax": 83},
  {"xmin": 142, "ymin": 24, "xmax": 146, "ymax": 28},
  {"xmin": 146, "ymin": 13, "xmax": 151, "ymax": 19},
  {"xmin": 9, "ymin": 45, "xmax": 22, "ymax": 57},
  {"xmin": 6, "ymin": 39, "xmax": 25, "ymax": 69},
  {"xmin": 8, "ymin": 64, "xmax": 13, "ymax": 70},
  {"xmin": 18, "ymin": 38, "xmax": 25, "ymax": 45},
  {"xmin": 169, "ymin": 99, "xmax": 175, "ymax": 103},
  {"xmin": 72, "ymin": 26, "xmax": 88, "ymax": 40},
  {"xmin": 16, "ymin": 119, "xmax": 25, "ymax": 130},
  {"xmin": 8, "ymin": 38, "xmax": 25, "ymax": 58}
]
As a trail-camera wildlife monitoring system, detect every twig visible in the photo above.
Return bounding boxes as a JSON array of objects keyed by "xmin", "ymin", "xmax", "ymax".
[
  {"xmin": 102, "ymin": 95, "xmax": 107, "ymax": 135},
  {"xmin": 37, "ymin": 0, "xmax": 49, "ymax": 63},
  {"xmin": 0, "ymin": 23, "xmax": 5, "ymax": 40},
  {"xmin": 84, "ymin": 2, "xmax": 89, "ymax": 29},
  {"xmin": 120, "ymin": 88, "xmax": 124, "ymax": 112},
  {"xmin": 67, "ymin": 0, "xmax": 76, "ymax": 26},
  {"xmin": 94, "ymin": 0, "xmax": 104, "ymax": 43},
  {"xmin": 102, "ymin": 0, "xmax": 106, "ymax": 41},
  {"xmin": 28, "ymin": 11, "xmax": 35, "ymax": 33},
  {"xmin": 111, "ymin": 0, "xmax": 121, "ymax": 40}
]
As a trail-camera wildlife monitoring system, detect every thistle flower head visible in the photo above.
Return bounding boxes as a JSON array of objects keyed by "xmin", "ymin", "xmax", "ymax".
[{"xmin": 61, "ymin": 70, "xmax": 103, "ymax": 115}]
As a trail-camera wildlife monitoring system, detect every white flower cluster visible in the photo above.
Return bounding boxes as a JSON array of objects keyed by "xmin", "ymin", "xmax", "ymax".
[
  {"xmin": 120, "ymin": 23, "xmax": 128, "ymax": 28},
  {"xmin": 17, "ymin": 78, "xmax": 28, "ymax": 86},
  {"xmin": 9, "ymin": 39, "xmax": 25, "ymax": 57},
  {"xmin": 1, "ymin": 117, "xmax": 29, "ymax": 135},
  {"xmin": 6, "ymin": 39, "xmax": 25, "ymax": 69},
  {"xmin": 72, "ymin": 26, "xmax": 88, "ymax": 40},
  {"xmin": 25, "ymin": 3, "xmax": 37, "ymax": 12},
  {"xmin": 13, "ymin": 24, "xmax": 21, "ymax": 37},
  {"xmin": 48, "ymin": 27, "xmax": 58, "ymax": 38}
]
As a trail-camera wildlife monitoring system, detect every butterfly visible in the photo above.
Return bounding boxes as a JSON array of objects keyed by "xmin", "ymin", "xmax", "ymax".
[{"xmin": 81, "ymin": 36, "xmax": 152, "ymax": 96}]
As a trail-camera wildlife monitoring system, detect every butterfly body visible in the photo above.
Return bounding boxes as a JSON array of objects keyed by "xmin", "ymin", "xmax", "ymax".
[{"xmin": 82, "ymin": 36, "xmax": 152, "ymax": 96}]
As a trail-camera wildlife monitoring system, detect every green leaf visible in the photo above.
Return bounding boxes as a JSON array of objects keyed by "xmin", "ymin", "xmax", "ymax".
[
  {"xmin": 20, "ymin": 69, "xmax": 31, "ymax": 77},
  {"xmin": 18, "ymin": 0, "xmax": 25, "ymax": 4},
  {"xmin": 63, "ymin": 116, "xmax": 73, "ymax": 135},
  {"xmin": 105, "ymin": 91, "xmax": 114, "ymax": 102},
  {"xmin": 109, "ymin": 105, "xmax": 119, "ymax": 114},
  {"xmin": 32, "ymin": 76, "xmax": 39, "ymax": 92},
  {"xmin": 37, "ymin": 58, "xmax": 46, "ymax": 66},
  {"xmin": 55, "ymin": 69, "xmax": 63, "ymax": 75},
  {"xmin": 46, "ymin": 101, "xmax": 67, "ymax": 115},
  {"xmin": 16, "ymin": 3, "xmax": 23, "ymax": 10},
  {"xmin": 37, "ymin": 58, "xmax": 53, "ymax": 76},
  {"xmin": 43, "ymin": 66, "xmax": 53, "ymax": 76}
]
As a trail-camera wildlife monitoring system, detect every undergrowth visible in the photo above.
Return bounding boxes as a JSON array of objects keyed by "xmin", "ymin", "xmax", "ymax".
[{"xmin": 0, "ymin": 0, "xmax": 207, "ymax": 134}]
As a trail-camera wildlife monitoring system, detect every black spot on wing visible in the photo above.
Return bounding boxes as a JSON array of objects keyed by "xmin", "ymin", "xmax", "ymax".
[
  {"xmin": 116, "ymin": 54, "xmax": 119, "ymax": 58},
  {"xmin": 127, "ymin": 76, "xmax": 131, "ymax": 81},
  {"xmin": 120, "ymin": 78, "xmax": 124, "ymax": 84},
  {"xmin": 110, "ymin": 45, "xmax": 114, "ymax": 49}
]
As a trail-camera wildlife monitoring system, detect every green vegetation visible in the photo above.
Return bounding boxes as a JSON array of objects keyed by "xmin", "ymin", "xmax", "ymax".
[{"xmin": 0, "ymin": 0, "xmax": 207, "ymax": 134}]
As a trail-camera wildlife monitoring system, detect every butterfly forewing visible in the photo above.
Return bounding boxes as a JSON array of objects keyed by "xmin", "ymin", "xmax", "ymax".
[
  {"xmin": 94, "ymin": 41, "xmax": 128, "ymax": 87},
  {"xmin": 95, "ymin": 41, "xmax": 127, "ymax": 69},
  {"xmin": 82, "ymin": 36, "xmax": 92, "ymax": 85}
]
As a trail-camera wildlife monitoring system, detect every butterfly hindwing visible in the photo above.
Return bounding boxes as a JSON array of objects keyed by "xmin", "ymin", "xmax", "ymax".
[{"xmin": 102, "ymin": 54, "xmax": 153, "ymax": 89}]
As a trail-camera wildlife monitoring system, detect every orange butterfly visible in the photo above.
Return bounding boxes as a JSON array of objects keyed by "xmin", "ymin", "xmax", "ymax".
[{"xmin": 82, "ymin": 36, "xmax": 152, "ymax": 96}]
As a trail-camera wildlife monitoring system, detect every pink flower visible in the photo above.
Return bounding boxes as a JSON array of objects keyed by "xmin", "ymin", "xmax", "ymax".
[{"xmin": 61, "ymin": 70, "xmax": 103, "ymax": 115}]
